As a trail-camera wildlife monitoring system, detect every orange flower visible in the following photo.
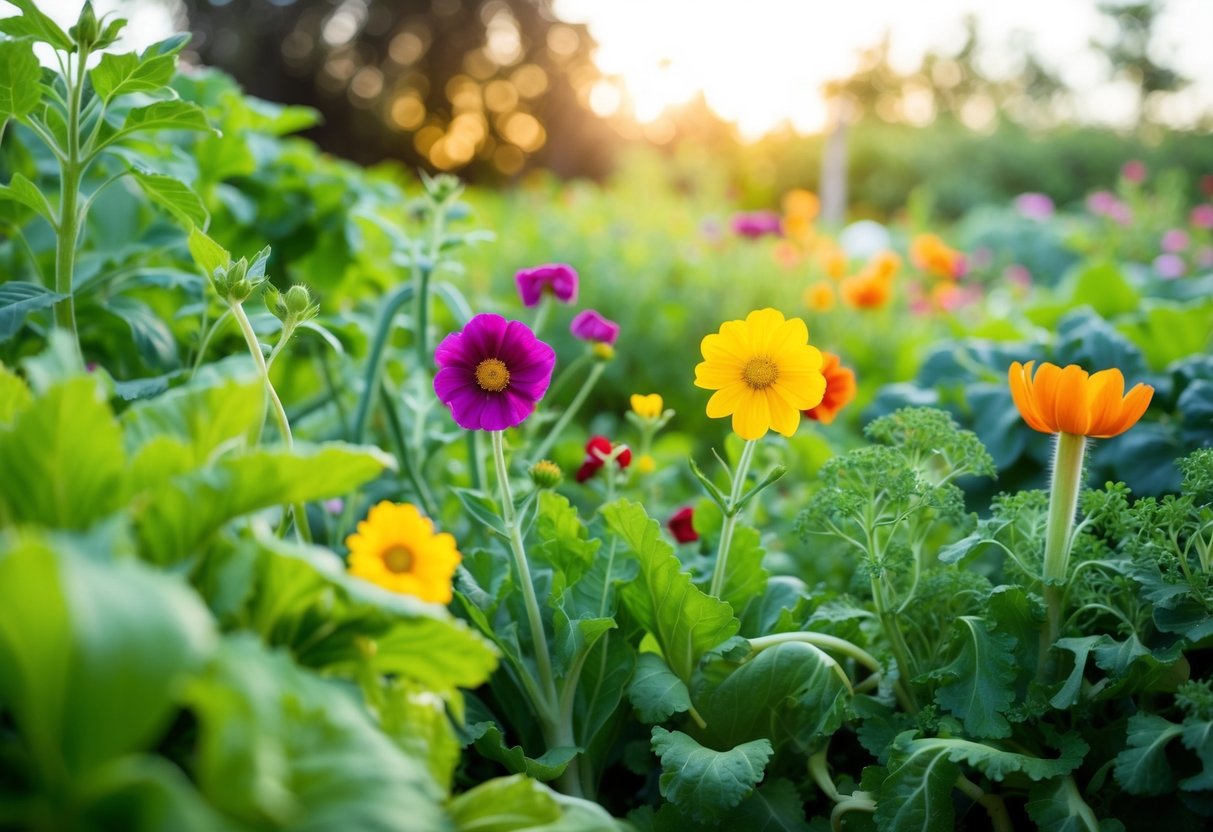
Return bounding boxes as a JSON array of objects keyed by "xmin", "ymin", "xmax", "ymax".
[
  {"xmin": 803, "ymin": 352, "xmax": 856, "ymax": 424},
  {"xmin": 782, "ymin": 189, "xmax": 820, "ymax": 220},
  {"xmin": 782, "ymin": 213, "xmax": 815, "ymax": 246},
  {"xmin": 774, "ymin": 240, "xmax": 803, "ymax": 268},
  {"xmin": 803, "ymin": 280, "xmax": 835, "ymax": 311},
  {"xmin": 867, "ymin": 251, "xmax": 901, "ymax": 282},
  {"xmin": 812, "ymin": 241, "xmax": 848, "ymax": 279},
  {"xmin": 840, "ymin": 272, "xmax": 892, "ymax": 309},
  {"xmin": 910, "ymin": 233, "xmax": 964, "ymax": 280},
  {"xmin": 1008, "ymin": 361, "xmax": 1154, "ymax": 438}
]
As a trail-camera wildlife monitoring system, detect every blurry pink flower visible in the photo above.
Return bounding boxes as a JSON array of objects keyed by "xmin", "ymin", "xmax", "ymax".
[
  {"xmin": 515, "ymin": 263, "xmax": 579, "ymax": 307},
  {"xmin": 1088, "ymin": 191, "xmax": 1132, "ymax": 226},
  {"xmin": 1154, "ymin": 254, "xmax": 1186, "ymax": 279},
  {"xmin": 1005, "ymin": 264, "xmax": 1033, "ymax": 290},
  {"xmin": 730, "ymin": 211, "xmax": 782, "ymax": 239},
  {"xmin": 1191, "ymin": 204, "xmax": 1213, "ymax": 230},
  {"xmin": 1162, "ymin": 229, "xmax": 1190, "ymax": 253},
  {"xmin": 1014, "ymin": 192, "xmax": 1055, "ymax": 220},
  {"xmin": 1121, "ymin": 160, "xmax": 1147, "ymax": 184},
  {"xmin": 324, "ymin": 498, "xmax": 344, "ymax": 514},
  {"xmin": 570, "ymin": 309, "xmax": 620, "ymax": 345}
]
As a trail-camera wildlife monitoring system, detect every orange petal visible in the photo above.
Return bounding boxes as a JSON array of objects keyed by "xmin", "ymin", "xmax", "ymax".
[
  {"xmin": 1053, "ymin": 364, "xmax": 1092, "ymax": 435},
  {"xmin": 1008, "ymin": 361, "xmax": 1052, "ymax": 434},
  {"xmin": 1084, "ymin": 369, "xmax": 1126, "ymax": 437},
  {"xmin": 1101, "ymin": 382, "xmax": 1154, "ymax": 438}
]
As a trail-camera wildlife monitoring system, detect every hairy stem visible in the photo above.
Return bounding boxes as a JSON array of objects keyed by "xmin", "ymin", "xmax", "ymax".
[
  {"xmin": 708, "ymin": 439, "xmax": 757, "ymax": 598},
  {"xmin": 1041, "ymin": 432, "xmax": 1086, "ymax": 673}
]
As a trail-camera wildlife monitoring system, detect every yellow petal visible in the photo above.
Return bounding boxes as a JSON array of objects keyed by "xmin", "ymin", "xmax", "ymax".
[
  {"xmin": 731, "ymin": 389, "xmax": 771, "ymax": 440},
  {"xmin": 695, "ymin": 359, "xmax": 744, "ymax": 390},
  {"xmin": 707, "ymin": 383, "xmax": 748, "ymax": 418},
  {"xmin": 766, "ymin": 390, "xmax": 801, "ymax": 437}
]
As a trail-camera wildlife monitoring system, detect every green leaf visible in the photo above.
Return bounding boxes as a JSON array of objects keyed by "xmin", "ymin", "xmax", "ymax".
[
  {"xmin": 697, "ymin": 641, "xmax": 849, "ymax": 753},
  {"xmin": 0, "ymin": 172, "xmax": 53, "ymax": 224},
  {"xmin": 1113, "ymin": 713, "xmax": 1184, "ymax": 795},
  {"xmin": 552, "ymin": 609, "xmax": 615, "ymax": 680},
  {"xmin": 467, "ymin": 721, "xmax": 578, "ymax": 782},
  {"xmin": 888, "ymin": 731, "xmax": 1087, "ymax": 783},
  {"xmin": 130, "ymin": 169, "xmax": 208, "ymax": 229},
  {"xmin": 717, "ymin": 525, "xmax": 768, "ymax": 612},
  {"xmin": 90, "ymin": 49, "xmax": 175, "ymax": 102},
  {"xmin": 187, "ymin": 635, "xmax": 449, "ymax": 831},
  {"xmin": 0, "ymin": 0, "xmax": 73, "ymax": 51},
  {"xmin": 721, "ymin": 779, "xmax": 811, "ymax": 832},
  {"xmin": 448, "ymin": 774, "xmax": 562, "ymax": 832},
  {"xmin": 135, "ymin": 442, "xmax": 393, "ymax": 560},
  {"xmin": 119, "ymin": 99, "xmax": 212, "ymax": 135},
  {"xmin": 0, "ymin": 536, "xmax": 216, "ymax": 780},
  {"xmin": 0, "ymin": 364, "xmax": 31, "ymax": 424},
  {"xmin": 1118, "ymin": 301, "xmax": 1213, "ymax": 371},
  {"xmin": 453, "ymin": 487, "xmax": 507, "ymax": 537},
  {"xmin": 1180, "ymin": 719, "xmax": 1213, "ymax": 791},
  {"xmin": 603, "ymin": 500, "xmax": 738, "ymax": 685},
  {"xmin": 0, "ymin": 377, "xmax": 126, "ymax": 530},
  {"xmin": 376, "ymin": 680, "xmax": 461, "ymax": 792},
  {"xmin": 1026, "ymin": 776, "xmax": 1116, "ymax": 832},
  {"xmin": 930, "ymin": 616, "xmax": 1016, "ymax": 739},
  {"xmin": 876, "ymin": 741, "xmax": 959, "ymax": 832},
  {"xmin": 0, "ymin": 280, "xmax": 66, "ymax": 341},
  {"xmin": 535, "ymin": 490, "xmax": 599, "ymax": 583},
  {"xmin": 650, "ymin": 727, "xmax": 773, "ymax": 822},
  {"xmin": 1068, "ymin": 261, "xmax": 1139, "ymax": 319},
  {"xmin": 187, "ymin": 224, "xmax": 231, "ymax": 282},
  {"xmin": 628, "ymin": 652, "xmax": 692, "ymax": 723}
]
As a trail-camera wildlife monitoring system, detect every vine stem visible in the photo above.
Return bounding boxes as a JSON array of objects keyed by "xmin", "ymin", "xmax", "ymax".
[
  {"xmin": 231, "ymin": 300, "xmax": 312, "ymax": 543},
  {"xmin": 530, "ymin": 360, "xmax": 606, "ymax": 463},
  {"xmin": 708, "ymin": 439, "xmax": 757, "ymax": 598}
]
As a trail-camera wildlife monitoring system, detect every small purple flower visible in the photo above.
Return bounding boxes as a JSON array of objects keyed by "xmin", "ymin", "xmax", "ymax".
[
  {"xmin": 1191, "ymin": 204, "xmax": 1213, "ymax": 230},
  {"xmin": 515, "ymin": 263, "xmax": 578, "ymax": 308},
  {"xmin": 1014, "ymin": 192, "xmax": 1054, "ymax": 220},
  {"xmin": 1153, "ymin": 254, "xmax": 1186, "ymax": 280},
  {"xmin": 433, "ymin": 313, "xmax": 556, "ymax": 431},
  {"xmin": 729, "ymin": 211, "xmax": 782, "ymax": 239},
  {"xmin": 570, "ymin": 309, "xmax": 619, "ymax": 346},
  {"xmin": 324, "ymin": 498, "xmax": 344, "ymax": 514},
  {"xmin": 1161, "ymin": 229, "xmax": 1190, "ymax": 253},
  {"xmin": 1087, "ymin": 191, "xmax": 1132, "ymax": 226}
]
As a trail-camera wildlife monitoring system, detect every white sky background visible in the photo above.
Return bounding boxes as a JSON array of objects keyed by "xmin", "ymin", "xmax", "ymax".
[{"xmin": 8, "ymin": 0, "xmax": 1213, "ymax": 138}]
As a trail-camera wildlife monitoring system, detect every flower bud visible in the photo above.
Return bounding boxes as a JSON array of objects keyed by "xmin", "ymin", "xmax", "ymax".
[
  {"xmin": 592, "ymin": 342, "xmax": 615, "ymax": 362},
  {"xmin": 263, "ymin": 285, "xmax": 285, "ymax": 320},
  {"xmin": 636, "ymin": 454, "xmax": 656, "ymax": 475},
  {"xmin": 285, "ymin": 284, "xmax": 313, "ymax": 315},
  {"xmin": 70, "ymin": 1, "xmax": 99, "ymax": 50},
  {"xmin": 529, "ymin": 460, "xmax": 563, "ymax": 489},
  {"xmin": 228, "ymin": 278, "xmax": 253, "ymax": 303}
]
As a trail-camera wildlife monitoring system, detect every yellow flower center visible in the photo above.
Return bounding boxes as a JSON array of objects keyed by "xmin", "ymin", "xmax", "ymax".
[
  {"xmin": 381, "ymin": 544, "xmax": 414, "ymax": 574},
  {"xmin": 742, "ymin": 356, "xmax": 779, "ymax": 389},
  {"xmin": 475, "ymin": 358, "xmax": 510, "ymax": 392}
]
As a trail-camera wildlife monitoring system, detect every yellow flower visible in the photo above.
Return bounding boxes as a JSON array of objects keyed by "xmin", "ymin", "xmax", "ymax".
[
  {"xmin": 694, "ymin": 308, "xmax": 826, "ymax": 440},
  {"xmin": 635, "ymin": 453, "xmax": 657, "ymax": 475},
  {"xmin": 803, "ymin": 280, "xmax": 835, "ymax": 311},
  {"xmin": 630, "ymin": 393, "xmax": 664, "ymax": 420},
  {"xmin": 782, "ymin": 188, "xmax": 820, "ymax": 220},
  {"xmin": 346, "ymin": 502, "xmax": 461, "ymax": 603}
]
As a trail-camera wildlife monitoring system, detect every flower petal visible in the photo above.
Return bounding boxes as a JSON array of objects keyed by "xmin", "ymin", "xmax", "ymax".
[
  {"xmin": 731, "ymin": 388, "xmax": 771, "ymax": 440},
  {"xmin": 706, "ymin": 383, "xmax": 747, "ymax": 418},
  {"xmin": 1053, "ymin": 364, "xmax": 1092, "ymax": 435}
]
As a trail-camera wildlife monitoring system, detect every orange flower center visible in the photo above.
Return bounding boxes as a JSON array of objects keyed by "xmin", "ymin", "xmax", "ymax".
[
  {"xmin": 475, "ymin": 358, "xmax": 510, "ymax": 392},
  {"xmin": 381, "ymin": 544, "xmax": 414, "ymax": 574},
  {"xmin": 742, "ymin": 356, "xmax": 778, "ymax": 389}
]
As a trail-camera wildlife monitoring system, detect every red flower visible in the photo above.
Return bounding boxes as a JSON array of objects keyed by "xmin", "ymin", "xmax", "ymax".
[
  {"xmin": 668, "ymin": 507, "xmax": 699, "ymax": 543},
  {"xmin": 576, "ymin": 436, "xmax": 631, "ymax": 482}
]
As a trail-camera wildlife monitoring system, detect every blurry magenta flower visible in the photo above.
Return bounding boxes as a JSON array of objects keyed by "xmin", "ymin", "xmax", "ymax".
[
  {"xmin": 1087, "ymin": 191, "xmax": 1132, "ymax": 226},
  {"xmin": 1162, "ymin": 229, "xmax": 1190, "ymax": 253},
  {"xmin": 1014, "ymin": 192, "xmax": 1055, "ymax": 220},
  {"xmin": 515, "ymin": 263, "xmax": 579, "ymax": 307},
  {"xmin": 1005, "ymin": 264, "xmax": 1033, "ymax": 291},
  {"xmin": 433, "ymin": 313, "xmax": 556, "ymax": 431},
  {"xmin": 1153, "ymin": 254, "xmax": 1186, "ymax": 280},
  {"xmin": 570, "ymin": 309, "xmax": 620, "ymax": 346},
  {"xmin": 1191, "ymin": 204, "xmax": 1213, "ymax": 230},
  {"xmin": 1121, "ymin": 160, "xmax": 1147, "ymax": 183},
  {"xmin": 730, "ymin": 210, "xmax": 782, "ymax": 239}
]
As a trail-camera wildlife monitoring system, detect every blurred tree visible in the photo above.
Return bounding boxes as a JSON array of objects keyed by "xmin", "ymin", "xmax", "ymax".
[
  {"xmin": 1092, "ymin": 0, "xmax": 1188, "ymax": 124},
  {"xmin": 183, "ymin": 0, "xmax": 618, "ymax": 178}
]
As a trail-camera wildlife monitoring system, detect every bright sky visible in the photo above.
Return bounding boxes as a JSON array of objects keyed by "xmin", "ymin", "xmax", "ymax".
[
  {"xmin": 9, "ymin": 0, "xmax": 1213, "ymax": 139},
  {"xmin": 557, "ymin": 0, "xmax": 1213, "ymax": 137}
]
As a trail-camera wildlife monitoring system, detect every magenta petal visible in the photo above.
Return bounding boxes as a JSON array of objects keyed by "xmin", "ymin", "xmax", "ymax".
[
  {"xmin": 570, "ymin": 309, "xmax": 619, "ymax": 346},
  {"xmin": 515, "ymin": 271, "xmax": 544, "ymax": 307},
  {"xmin": 461, "ymin": 313, "xmax": 509, "ymax": 359}
]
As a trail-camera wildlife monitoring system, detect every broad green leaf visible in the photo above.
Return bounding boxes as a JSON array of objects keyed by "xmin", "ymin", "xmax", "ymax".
[
  {"xmin": 721, "ymin": 779, "xmax": 811, "ymax": 832},
  {"xmin": 69, "ymin": 754, "xmax": 231, "ymax": 832},
  {"xmin": 718, "ymin": 525, "xmax": 768, "ymax": 612},
  {"xmin": 0, "ymin": 377, "xmax": 126, "ymax": 529},
  {"xmin": 90, "ymin": 49, "xmax": 175, "ymax": 102},
  {"xmin": 121, "ymin": 367, "xmax": 261, "ymax": 463},
  {"xmin": 535, "ymin": 490, "xmax": 599, "ymax": 583},
  {"xmin": 0, "ymin": 280, "xmax": 66, "ymax": 341},
  {"xmin": 552, "ymin": 609, "xmax": 615, "ymax": 679},
  {"xmin": 103, "ymin": 295, "xmax": 179, "ymax": 371},
  {"xmin": 187, "ymin": 635, "xmax": 448, "ymax": 831},
  {"xmin": 466, "ymin": 721, "xmax": 578, "ymax": 782},
  {"xmin": 930, "ymin": 616, "xmax": 1016, "ymax": 739},
  {"xmin": 120, "ymin": 99, "xmax": 212, "ymax": 135},
  {"xmin": 0, "ymin": 172, "xmax": 53, "ymax": 224},
  {"xmin": 603, "ymin": 500, "xmax": 738, "ymax": 685},
  {"xmin": 377, "ymin": 680, "xmax": 461, "ymax": 792},
  {"xmin": 650, "ymin": 727, "xmax": 772, "ymax": 822},
  {"xmin": 0, "ymin": 0, "xmax": 72, "ymax": 51},
  {"xmin": 1180, "ymin": 719, "xmax": 1213, "ymax": 791},
  {"xmin": 1068, "ymin": 262, "xmax": 1139, "ymax": 319},
  {"xmin": 888, "ymin": 731, "xmax": 1087, "ymax": 783},
  {"xmin": 1026, "ymin": 776, "xmax": 1119, "ymax": 832},
  {"xmin": 453, "ymin": 487, "xmax": 506, "ymax": 537},
  {"xmin": 131, "ymin": 169, "xmax": 208, "ymax": 229},
  {"xmin": 135, "ymin": 442, "xmax": 393, "ymax": 560},
  {"xmin": 1113, "ymin": 713, "xmax": 1183, "ymax": 795},
  {"xmin": 628, "ymin": 652, "xmax": 691, "ymax": 723},
  {"xmin": 447, "ymin": 774, "xmax": 561, "ymax": 832},
  {"xmin": 697, "ymin": 641, "xmax": 849, "ymax": 753},
  {"xmin": 187, "ymin": 224, "xmax": 231, "ymax": 281},
  {"xmin": 0, "ymin": 364, "xmax": 32, "ymax": 423},
  {"xmin": 1118, "ymin": 301, "xmax": 1213, "ymax": 371},
  {"xmin": 875, "ymin": 741, "xmax": 959, "ymax": 832}
]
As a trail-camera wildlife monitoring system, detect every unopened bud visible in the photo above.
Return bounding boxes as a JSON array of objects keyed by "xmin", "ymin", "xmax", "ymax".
[
  {"xmin": 592, "ymin": 342, "xmax": 615, "ymax": 362},
  {"xmin": 529, "ymin": 460, "xmax": 563, "ymax": 489},
  {"xmin": 284, "ymin": 284, "xmax": 312, "ymax": 315}
]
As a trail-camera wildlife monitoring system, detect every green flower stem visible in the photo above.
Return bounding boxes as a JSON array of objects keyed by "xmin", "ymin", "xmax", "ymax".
[
  {"xmin": 231, "ymin": 299, "xmax": 312, "ymax": 543},
  {"xmin": 414, "ymin": 258, "xmax": 433, "ymax": 369},
  {"xmin": 1042, "ymin": 432, "xmax": 1087, "ymax": 663},
  {"xmin": 351, "ymin": 283, "xmax": 415, "ymax": 444},
  {"xmin": 52, "ymin": 50, "xmax": 89, "ymax": 365},
  {"xmin": 869, "ymin": 567, "xmax": 919, "ymax": 712},
  {"xmin": 531, "ymin": 296, "xmax": 552, "ymax": 336},
  {"xmin": 530, "ymin": 360, "xmax": 606, "ymax": 462},
  {"xmin": 544, "ymin": 351, "xmax": 592, "ymax": 404},
  {"xmin": 708, "ymin": 439, "xmax": 757, "ymax": 598}
]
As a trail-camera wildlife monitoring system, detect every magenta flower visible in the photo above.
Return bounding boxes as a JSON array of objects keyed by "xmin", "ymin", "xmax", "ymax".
[
  {"xmin": 730, "ymin": 211, "xmax": 782, "ymax": 239},
  {"xmin": 434, "ymin": 313, "xmax": 556, "ymax": 431},
  {"xmin": 1162, "ymin": 229, "xmax": 1190, "ymax": 253},
  {"xmin": 515, "ymin": 263, "xmax": 579, "ymax": 307},
  {"xmin": 1191, "ymin": 204, "xmax": 1213, "ymax": 230},
  {"xmin": 1087, "ymin": 191, "xmax": 1132, "ymax": 226},
  {"xmin": 1014, "ymin": 192, "xmax": 1054, "ymax": 220},
  {"xmin": 1121, "ymin": 160, "xmax": 1147, "ymax": 184},
  {"xmin": 1153, "ymin": 254, "xmax": 1186, "ymax": 280},
  {"xmin": 570, "ymin": 309, "xmax": 619, "ymax": 346}
]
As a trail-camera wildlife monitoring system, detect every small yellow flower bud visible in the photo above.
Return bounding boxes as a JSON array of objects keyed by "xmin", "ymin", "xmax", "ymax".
[
  {"xmin": 529, "ymin": 459, "xmax": 563, "ymax": 489},
  {"xmin": 592, "ymin": 342, "xmax": 615, "ymax": 362},
  {"xmin": 636, "ymin": 454, "xmax": 656, "ymax": 475},
  {"xmin": 630, "ymin": 393, "xmax": 663, "ymax": 420}
]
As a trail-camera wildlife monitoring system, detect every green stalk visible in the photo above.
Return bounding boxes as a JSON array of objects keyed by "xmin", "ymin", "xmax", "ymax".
[
  {"xmin": 531, "ymin": 361, "xmax": 606, "ymax": 462},
  {"xmin": 350, "ymin": 283, "xmax": 415, "ymax": 443},
  {"xmin": 531, "ymin": 295, "xmax": 552, "ymax": 336},
  {"xmin": 52, "ymin": 51, "xmax": 87, "ymax": 364},
  {"xmin": 708, "ymin": 439, "xmax": 757, "ymax": 598},
  {"xmin": 231, "ymin": 300, "xmax": 312, "ymax": 543},
  {"xmin": 1041, "ymin": 432, "xmax": 1086, "ymax": 665}
]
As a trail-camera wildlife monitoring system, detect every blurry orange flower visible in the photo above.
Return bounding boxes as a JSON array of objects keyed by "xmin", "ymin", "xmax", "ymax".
[
  {"xmin": 1008, "ymin": 361, "xmax": 1154, "ymax": 438},
  {"xmin": 783, "ymin": 189, "xmax": 820, "ymax": 220},
  {"xmin": 814, "ymin": 242, "xmax": 849, "ymax": 280},
  {"xmin": 910, "ymin": 233, "xmax": 964, "ymax": 280},
  {"xmin": 803, "ymin": 352, "xmax": 856, "ymax": 425},
  {"xmin": 774, "ymin": 241, "xmax": 803, "ymax": 268},
  {"xmin": 840, "ymin": 271, "xmax": 892, "ymax": 309},
  {"xmin": 867, "ymin": 251, "xmax": 902, "ymax": 282},
  {"xmin": 803, "ymin": 281, "xmax": 835, "ymax": 311},
  {"xmin": 782, "ymin": 213, "xmax": 815, "ymax": 246}
]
